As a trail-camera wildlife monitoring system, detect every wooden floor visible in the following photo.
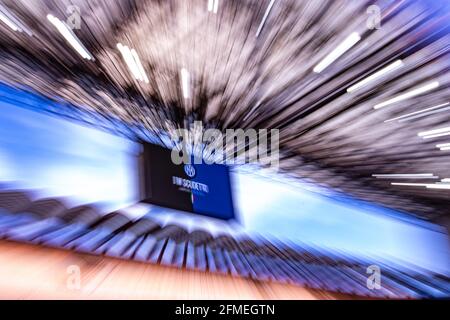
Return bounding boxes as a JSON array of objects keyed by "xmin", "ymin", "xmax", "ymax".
[{"xmin": 0, "ymin": 240, "xmax": 348, "ymax": 300}]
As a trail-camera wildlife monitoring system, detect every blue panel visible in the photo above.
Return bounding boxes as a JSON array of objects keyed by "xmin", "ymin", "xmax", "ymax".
[{"xmin": 190, "ymin": 163, "xmax": 235, "ymax": 220}]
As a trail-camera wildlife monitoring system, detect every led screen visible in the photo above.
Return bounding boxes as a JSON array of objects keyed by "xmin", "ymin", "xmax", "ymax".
[{"xmin": 141, "ymin": 143, "xmax": 235, "ymax": 220}]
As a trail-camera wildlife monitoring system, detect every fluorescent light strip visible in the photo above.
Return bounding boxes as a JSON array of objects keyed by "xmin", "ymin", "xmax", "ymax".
[
  {"xmin": 426, "ymin": 184, "xmax": 450, "ymax": 190},
  {"xmin": 0, "ymin": 5, "xmax": 32, "ymax": 36},
  {"xmin": 313, "ymin": 32, "xmax": 361, "ymax": 73},
  {"xmin": 437, "ymin": 143, "xmax": 450, "ymax": 148},
  {"xmin": 130, "ymin": 49, "xmax": 143, "ymax": 80},
  {"xmin": 441, "ymin": 178, "xmax": 450, "ymax": 183},
  {"xmin": 373, "ymin": 81, "xmax": 440, "ymax": 110},
  {"xmin": 391, "ymin": 182, "xmax": 429, "ymax": 187},
  {"xmin": 256, "ymin": 0, "xmax": 276, "ymax": 38},
  {"xmin": 424, "ymin": 132, "xmax": 450, "ymax": 139},
  {"xmin": 117, "ymin": 44, "xmax": 140, "ymax": 79},
  {"xmin": 117, "ymin": 43, "xmax": 149, "ymax": 83},
  {"xmin": 208, "ymin": 0, "xmax": 219, "ymax": 13},
  {"xmin": 0, "ymin": 11, "xmax": 18, "ymax": 31},
  {"xmin": 372, "ymin": 173, "xmax": 436, "ymax": 178},
  {"xmin": 440, "ymin": 147, "xmax": 450, "ymax": 151},
  {"xmin": 418, "ymin": 126, "xmax": 450, "ymax": 137},
  {"xmin": 181, "ymin": 68, "xmax": 190, "ymax": 99},
  {"xmin": 377, "ymin": 176, "xmax": 439, "ymax": 179},
  {"xmin": 347, "ymin": 60, "xmax": 403, "ymax": 93},
  {"xmin": 392, "ymin": 182, "xmax": 450, "ymax": 190},
  {"xmin": 131, "ymin": 49, "xmax": 149, "ymax": 83},
  {"xmin": 47, "ymin": 14, "xmax": 92, "ymax": 60},
  {"xmin": 384, "ymin": 102, "xmax": 450, "ymax": 123},
  {"xmin": 399, "ymin": 106, "xmax": 450, "ymax": 123}
]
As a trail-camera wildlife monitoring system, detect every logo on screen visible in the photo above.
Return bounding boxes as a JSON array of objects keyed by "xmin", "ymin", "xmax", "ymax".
[{"xmin": 184, "ymin": 164, "xmax": 196, "ymax": 178}]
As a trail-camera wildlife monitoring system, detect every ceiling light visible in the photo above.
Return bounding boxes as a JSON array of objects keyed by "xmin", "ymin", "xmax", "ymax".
[
  {"xmin": 131, "ymin": 49, "xmax": 149, "ymax": 83},
  {"xmin": 373, "ymin": 81, "xmax": 440, "ymax": 109},
  {"xmin": 392, "ymin": 182, "xmax": 450, "ymax": 190},
  {"xmin": 313, "ymin": 32, "xmax": 361, "ymax": 73},
  {"xmin": 117, "ymin": 43, "xmax": 140, "ymax": 79},
  {"xmin": 0, "ymin": 4, "xmax": 32, "ymax": 36},
  {"xmin": 384, "ymin": 102, "xmax": 450, "ymax": 123},
  {"xmin": 181, "ymin": 68, "xmax": 190, "ymax": 99},
  {"xmin": 47, "ymin": 14, "xmax": 93, "ymax": 60},
  {"xmin": 391, "ymin": 182, "xmax": 429, "ymax": 187},
  {"xmin": 0, "ymin": 10, "xmax": 18, "ymax": 31},
  {"xmin": 256, "ymin": 0, "xmax": 276, "ymax": 38},
  {"xmin": 398, "ymin": 106, "xmax": 450, "ymax": 122},
  {"xmin": 347, "ymin": 59, "xmax": 403, "ymax": 93},
  {"xmin": 426, "ymin": 184, "xmax": 450, "ymax": 190},
  {"xmin": 372, "ymin": 173, "xmax": 437, "ymax": 179},
  {"xmin": 208, "ymin": 0, "xmax": 219, "ymax": 13},
  {"xmin": 418, "ymin": 126, "xmax": 450, "ymax": 138},
  {"xmin": 117, "ymin": 43, "xmax": 149, "ymax": 83},
  {"xmin": 423, "ymin": 133, "xmax": 450, "ymax": 139},
  {"xmin": 436, "ymin": 143, "xmax": 450, "ymax": 148},
  {"xmin": 208, "ymin": 0, "xmax": 219, "ymax": 14}
]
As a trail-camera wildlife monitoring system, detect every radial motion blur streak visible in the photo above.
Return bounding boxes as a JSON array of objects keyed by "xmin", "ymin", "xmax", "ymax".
[{"xmin": 1, "ymin": 0, "xmax": 449, "ymax": 221}]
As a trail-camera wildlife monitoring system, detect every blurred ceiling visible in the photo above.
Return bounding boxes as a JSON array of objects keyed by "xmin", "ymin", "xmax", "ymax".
[{"xmin": 0, "ymin": 0, "xmax": 450, "ymax": 220}]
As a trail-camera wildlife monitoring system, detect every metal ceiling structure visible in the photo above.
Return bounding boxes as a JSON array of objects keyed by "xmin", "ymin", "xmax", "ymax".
[{"xmin": 0, "ymin": 0, "xmax": 450, "ymax": 221}]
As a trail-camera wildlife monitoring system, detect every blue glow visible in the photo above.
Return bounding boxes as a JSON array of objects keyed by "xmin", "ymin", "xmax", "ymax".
[
  {"xmin": 233, "ymin": 173, "xmax": 450, "ymax": 273},
  {"xmin": 0, "ymin": 83, "xmax": 449, "ymax": 273},
  {"xmin": 0, "ymin": 85, "xmax": 141, "ymax": 211}
]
